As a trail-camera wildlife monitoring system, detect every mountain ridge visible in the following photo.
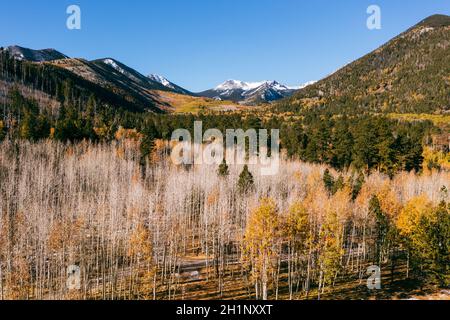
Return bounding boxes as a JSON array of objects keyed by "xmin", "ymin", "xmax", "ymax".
[
  {"xmin": 198, "ymin": 79, "xmax": 314, "ymax": 105},
  {"xmin": 148, "ymin": 74, "xmax": 194, "ymax": 95},
  {"xmin": 4, "ymin": 45, "xmax": 68, "ymax": 62}
]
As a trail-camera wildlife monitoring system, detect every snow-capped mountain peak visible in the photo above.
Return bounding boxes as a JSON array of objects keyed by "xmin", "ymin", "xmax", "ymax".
[
  {"xmin": 147, "ymin": 74, "xmax": 192, "ymax": 95},
  {"xmin": 215, "ymin": 80, "xmax": 250, "ymax": 91},
  {"xmin": 200, "ymin": 79, "xmax": 307, "ymax": 105},
  {"xmin": 102, "ymin": 58, "xmax": 126, "ymax": 74},
  {"xmin": 95, "ymin": 59, "xmax": 193, "ymax": 95},
  {"xmin": 148, "ymin": 74, "xmax": 175, "ymax": 90},
  {"xmin": 215, "ymin": 80, "xmax": 295, "ymax": 92}
]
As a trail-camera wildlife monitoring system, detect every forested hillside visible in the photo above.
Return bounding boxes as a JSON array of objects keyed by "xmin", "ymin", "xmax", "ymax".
[
  {"xmin": 276, "ymin": 15, "xmax": 450, "ymax": 114},
  {"xmin": 0, "ymin": 50, "xmax": 166, "ymax": 113}
]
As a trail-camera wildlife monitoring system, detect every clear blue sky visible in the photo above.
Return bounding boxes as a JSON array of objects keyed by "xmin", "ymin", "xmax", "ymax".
[{"xmin": 1, "ymin": 0, "xmax": 449, "ymax": 91}]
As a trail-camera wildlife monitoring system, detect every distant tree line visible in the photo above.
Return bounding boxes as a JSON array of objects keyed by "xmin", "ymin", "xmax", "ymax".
[{"xmin": 1, "ymin": 88, "xmax": 438, "ymax": 176}]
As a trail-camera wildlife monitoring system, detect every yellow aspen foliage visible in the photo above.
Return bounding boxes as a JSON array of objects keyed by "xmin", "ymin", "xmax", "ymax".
[
  {"xmin": 397, "ymin": 195, "xmax": 433, "ymax": 236},
  {"xmin": 331, "ymin": 186, "xmax": 353, "ymax": 221},
  {"xmin": 244, "ymin": 198, "xmax": 280, "ymax": 263},
  {"xmin": 306, "ymin": 168, "xmax": 324, "ymax": 192},
  {"xmin": 152, "ymin": 139, "xmax": 171, "ymax": 163},
  {"xmin": 397, "ymin": 196, "xmax": 449, "ymax": 286},
  {"xmin": 285, "ymin": 201, "xmax": 309, "ymax": 238},
  {"xmin": 128, "ymin": 223, "xmax": 155, "ymax": 299},
  {"xmin": 48, "ymin": 218, "xmax": 85, "ymax": 252},
  {"xmin": 115, "ymin": 126, "xmax": 142, "ymax": 141},
  {"xmin": 303, "ymin": 171, "xmax": 329, "ymax": 222},
  {"xmin": 422, "ymin": 146, "xmax": 450, "ymax": 173},
  {"xmin": 243, "ymin": 198, "xmax": 280, "ymax": 300},
  {"xmin": 319, "ymin": 208, "xmax": 345, "ymax": 291},
  {"xmin": 355, "ymin": 179, "xmax": 380, "ymax": 209},
  {"xmin": 128, "ymin": 224, "xmax": 153, "ymax": 261},
  {"xmin": 377, "ymin": 183, "xmax": 402, "ymax": 219}
]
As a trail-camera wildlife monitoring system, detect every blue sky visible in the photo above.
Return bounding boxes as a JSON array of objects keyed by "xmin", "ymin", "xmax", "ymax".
[{"xmin": 1, "ymin": 0, "xmax": 449, "ymax": 91}]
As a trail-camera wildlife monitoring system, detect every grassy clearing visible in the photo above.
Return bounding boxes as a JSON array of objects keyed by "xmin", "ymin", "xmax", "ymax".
[
  {"xmin": 388, "ymin": 113, "xmax": 450, "ymax": 126},
  {"xmin": 152, "ymin": 90, "xmax": 247, "ymax": 114}
]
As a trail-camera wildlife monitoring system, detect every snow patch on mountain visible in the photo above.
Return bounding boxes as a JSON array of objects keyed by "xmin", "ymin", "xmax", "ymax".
[
  {"xmin": 215, "ymin": 80, "xmax": 291, "ymax": 92},
  {"xmin": 5, "ymin": 46, "xmax": 68, "ymax": 62},
  {"xmin": 148, "ymin": 74, "xmax": 175, "ymax": 90},
  {"xmin": 201, "ymin": 79, "xmax": 311, "ymax": 104},
  {"xmin": 103, "ymin": 59, "xmax": 126, "ymax": 74}
]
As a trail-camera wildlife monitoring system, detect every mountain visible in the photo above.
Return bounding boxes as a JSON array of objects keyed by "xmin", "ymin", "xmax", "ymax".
[
  {"xmin": 277, "ymin": 14, "xmax": 450, "ymax": 114},
  {"xmin": 3, "ymin": 45, "xmax": 193, "ymax": 97},
  {"xmin": 198, "ymin": 80, "xmax": 311, "ymax": 105},
  {"xmin": 4, "ymin": 45, "xmax": 68, "ymax": 62},
  {"xmin": 57, "ymin": 57, "xmax": 194, "ymax": 96},
  {"xmin": 0, "ymin": 45, "xmax": 199, "ymax": 113},
  {"xmin": 55, "ymin": 58, "xmax": 197, "ymax": 110},
  {"xmin": 0, "ymin": 49, "xmax": 167, "ymax": 113},
  {"xmin": 93, "ymin": 58, "xmax": 166, "ymax": 90},
  {"xmin": 148, "ymin": 74, "xmax": 193, "ymax": 95},
  {"xmin": 49, "ymin": 57, "xmax": 176, "ymax": 111}
]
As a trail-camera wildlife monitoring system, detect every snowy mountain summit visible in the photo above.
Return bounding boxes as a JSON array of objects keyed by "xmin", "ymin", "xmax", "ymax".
[
  {"xmin": 148, "ymin": 74, "xmax": 175, "ymax": 90},
  {"xmin": 199, "ymin": 79, "xmax": 315, "ymax": 105},
  {"xmin": 148, "ymin": 74, "xmax": 193, "ymax": 95}
]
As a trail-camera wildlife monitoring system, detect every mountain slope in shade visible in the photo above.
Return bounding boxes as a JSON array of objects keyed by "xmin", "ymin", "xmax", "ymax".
[
  {"xmin": 48, "ymin": 57, "xmax": 170, "ymax": 111},
  {"xmin": 4, "ymin": 45, "xmax": 68, "ymax": 62},
  {"xmin": 198, "ymin": 80, "xmax": 312, "ymax": 105},
  {"xmin": 91, "ymin": 58, "xmax": 169, "ymax": 90},
  {"xmin": 3, "ymin": 45, "xmax": 194, "ymax": 98},
  {"xmin": 277, "ymin": 14, "xmax": 450, "ymax": 114},
  {"xmin": 0, "ymin": 53, "xmax": 165, "ymax": 113},
  {"xmin": 48, "ymin": 57, "xmax": 199, "ymax": 111},
  {"xmin": 1, "ymin": 46, "xmax": 215, "ymax": 113}
]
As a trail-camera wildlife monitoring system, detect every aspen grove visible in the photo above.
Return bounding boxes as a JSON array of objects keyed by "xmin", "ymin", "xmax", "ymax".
[{"xmin": 0, "ymin": 139, "xmax": 448, "ymax": 300}]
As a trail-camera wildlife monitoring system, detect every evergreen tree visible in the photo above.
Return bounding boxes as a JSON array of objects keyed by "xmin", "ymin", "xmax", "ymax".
[
  {"xmin": 426, "ymin": 202, "xmax": 450, "ymax": 287},
  {"xmin": 238, "ymin": 165, "xmax": 254, "ymax": 194},
  {"xmin": 397, "ymin": 196, "xmax": 450, "ymax": 286},
  {"xmin": 369, "ymin": 195, "xmax": 389, "ymax": 264},
  {"xmin": 332, "ymin": 175, "xmax": 345, "ymax": 195},
  {"xmin": 83, "ymin": 94, "xmax": 97, "ymax": 140},
  {"xmin": 140, "ymin": 120, "xmax": 158, "ymax": 167},
  {"xmin": 323, "ymin": 169, "xmax": 335, "ymax": 195},
  {"xmin": 20, "ymin": 110, "xmax": 38, "ymax": 140},
  {"xmin": 218, "ymin": 159, "xmax": 229, "ymax": 177},
  {"xmin": 352, "ymin": 119, "xmax": 378, "ymax": 172},
  {"xmin": 54, "ymin": 104, "xmax": 84, "ymax": 141},
  {"xmin": 351, "ymin": 172, "xmax": 365, "ymax": 200},
  {"xmin": 331, "ymin": 120, "xmax": 353, "ymax": 169}
]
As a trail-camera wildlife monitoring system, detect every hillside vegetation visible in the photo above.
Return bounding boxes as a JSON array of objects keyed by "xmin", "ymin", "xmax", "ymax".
[
  {"xmin": 277, "ymin": 15, "xmax": 450, "ymax": 115},
  {"xmin": 0, "ymin": 140, "xmax": 448, "ymax": 300}
]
